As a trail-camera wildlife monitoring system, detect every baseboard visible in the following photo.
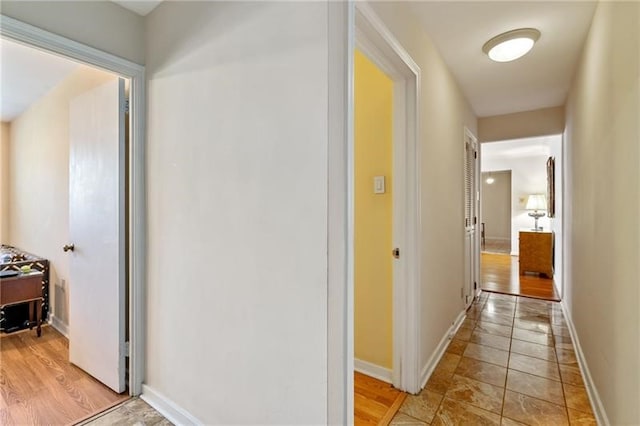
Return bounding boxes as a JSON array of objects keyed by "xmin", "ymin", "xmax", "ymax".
[
  {"xmin": 49, "ymin": 314, "xmax": 69, "ymax": 338},
  {"xmin": 560, "ymin": 301, "xmax": 609, "ymax": 426},
  {"xmin": 420, "ymin": 310, "xmax": 466, "ymax": 389},
  {"xmin": 354, "ymin": 358, "xmax": 392, "ymax": 384},
  {"xmin": 141, "ymin": 384, "xmax": 201, "ymax": 425}
]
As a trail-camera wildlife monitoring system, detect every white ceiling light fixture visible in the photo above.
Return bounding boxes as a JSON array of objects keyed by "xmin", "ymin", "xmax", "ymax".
[{"xmin": 483, "ymin": 28, "xmax": 541, "ymax": 62}]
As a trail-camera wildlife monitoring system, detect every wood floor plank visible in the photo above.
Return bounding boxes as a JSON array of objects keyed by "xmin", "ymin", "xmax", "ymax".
[
  {"xmin": 354, "ymin": 372, "xmax": 406, "ymax": 426},
  {"xmin": 481, "ymin": 253, "xmax": 560, "ymax": 301},
  {"xmin": 0, "ymin": 326, "xmax": 128, "ymax": 425}
]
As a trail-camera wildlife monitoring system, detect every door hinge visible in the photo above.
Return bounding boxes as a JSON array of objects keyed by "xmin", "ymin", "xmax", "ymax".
[
  {"xmin": 392, "ymin": 248, "xmax": 400, "ymax": 259},
  {"xmin": 474, "ymin": 281, "xmax": 477, "ymax": 290},
  {"xmin": 474, "ymin": 151, "xmax": 477, "ymax": 159},
  {"xmin": 473, "ymin": 217, "xmax": 477, "ymax": 225},
  {"xmin": 124, "ymin": 341, "xmax": 130, "ymax": 357}
]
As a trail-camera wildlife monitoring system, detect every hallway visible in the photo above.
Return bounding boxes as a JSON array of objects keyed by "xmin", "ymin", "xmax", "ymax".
[
  {"xmin": 390, "ymin": 292, "xmax": 595, "ymax": 425},
  {"xmin": 481, "ymin": 253, "xmax": 560, "ymax": 301}
]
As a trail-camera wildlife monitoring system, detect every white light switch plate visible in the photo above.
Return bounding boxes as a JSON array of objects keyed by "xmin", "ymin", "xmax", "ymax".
[{"xmin": 373, "ymin": 176, "xmax": 385, "ymax": 194}]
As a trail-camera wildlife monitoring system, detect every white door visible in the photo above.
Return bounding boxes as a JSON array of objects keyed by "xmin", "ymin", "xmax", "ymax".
[
  {"xmin": 68, "ymin": 77, "xmax": 126, "ymax": 393},
  {"xmin": 464, "ymin": 130, "xmax": 478, "ymax": 308}
]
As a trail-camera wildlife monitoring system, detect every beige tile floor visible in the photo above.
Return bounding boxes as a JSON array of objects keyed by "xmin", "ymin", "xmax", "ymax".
[
  {"xmin": 80, "ymin": 398, "xmax": 172, "ymax": 426},
  {"xmin": 391, "ymin": 292, "xmax": 597, "ymax": 425}
]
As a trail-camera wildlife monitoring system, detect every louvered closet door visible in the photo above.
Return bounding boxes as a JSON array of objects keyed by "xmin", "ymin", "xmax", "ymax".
[{"xmin": 463, "ymin": 133, "xmax": 478, "ymax": 308}]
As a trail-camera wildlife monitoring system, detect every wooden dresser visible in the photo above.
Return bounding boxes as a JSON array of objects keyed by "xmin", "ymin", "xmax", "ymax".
[{"xmin": 519, "ymin": 230, "xmax": 554, "ymax": 278}]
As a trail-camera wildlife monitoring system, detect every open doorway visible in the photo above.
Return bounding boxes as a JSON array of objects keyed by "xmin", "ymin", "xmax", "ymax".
[
  {"xmin": 0, "ymin": 18, "xmax": 145, "ymax": 423},
  {"xmin": 350, "ymin": 4, "xmax": 421, "ymax": 423},
  {"xmin": 479, "ymin": 136, "xmax": 563, "ymax": 301}
]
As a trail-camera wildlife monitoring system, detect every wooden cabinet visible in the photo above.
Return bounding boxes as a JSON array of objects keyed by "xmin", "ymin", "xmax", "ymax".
[
  {"xmin": 0, "ymin": 272, "xmax": 44, "ymax": 336},
  {"xmin": 519, "ymin": 231, "xmax": 553, "ymax": 278}
]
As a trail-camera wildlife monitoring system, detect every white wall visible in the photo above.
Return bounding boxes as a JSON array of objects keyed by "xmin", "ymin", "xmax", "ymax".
[
  {"xmin": 0, "ymin": 122, "xmax": 9, "ymax": 243},
  {"xmin": 145, "ymin": 2, "xmax": 329, "ymax": 423},
  {"xmin": 8, "ymin": 66, "xmax": 116, "ymax": 327},
  {"xmin": 482, "ymin": 137, "xmax": 557, "ymax": 255},
  {"xmin": 549, "ymin": 137, "xmax": 563, "ymax": 297},
  {"xmin": 564, "ymin": 1, "xmax": 639, "ymax": 423},
  {"xmin": 0, "ymin": 1, "xmax": 144, "ymax": 64},
  {"xmin": 367, "ymin": 1, "xmax": 478, "ymax": 379}
]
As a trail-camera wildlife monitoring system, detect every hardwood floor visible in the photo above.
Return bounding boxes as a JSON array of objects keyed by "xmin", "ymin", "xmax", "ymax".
[
  {"xmin": 355, "ymin": 372, "xmax": 406, "ymax": 425},
  {"xmin": 0, "ymin": 326, "xmax": 128, "ymax": 425},
  {"xmin": 481, "ymin": 253, "xmax": 560, "ymax": 301}
]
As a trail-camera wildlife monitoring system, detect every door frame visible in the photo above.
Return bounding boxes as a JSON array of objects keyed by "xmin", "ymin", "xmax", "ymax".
[
  {"xmin": 0, "ymin": 15, "xmax": 146, "ymax": 396},
  {"xmin": 353, "ymin": 3, "xmax": 422, "ymax": 394}
]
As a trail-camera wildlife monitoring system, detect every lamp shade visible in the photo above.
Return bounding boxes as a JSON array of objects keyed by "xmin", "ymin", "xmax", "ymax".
[{"xmin": 526, "ymin": 194, "xmax": 547, "ymax": 211}]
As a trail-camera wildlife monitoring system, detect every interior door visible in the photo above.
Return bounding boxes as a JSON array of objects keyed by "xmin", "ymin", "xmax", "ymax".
[{"xmin": 68, "ymin": 77, "xmax": 126, "ymax": 393}]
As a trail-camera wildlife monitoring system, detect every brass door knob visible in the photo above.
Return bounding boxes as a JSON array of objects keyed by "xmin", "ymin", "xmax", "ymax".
[{"xmin": 63, "ymin": 244, "xmax": 75, "ymax": 252}]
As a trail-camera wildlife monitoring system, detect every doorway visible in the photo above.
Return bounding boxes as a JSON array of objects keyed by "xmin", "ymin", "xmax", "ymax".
[
  {"xmin": 350, "ymin": 4, "xmax": 422, "ymax": 420},
  {"xmin": 481, "ymin": 170, "xmax": 512, "ymax": 254},
  {"xmin": 0, "ymin": 14, "xmax": 146, "ymax": 423},
  {"xmin": 479, "ymin": 136, "xmax": 563, "ymax": 301}
]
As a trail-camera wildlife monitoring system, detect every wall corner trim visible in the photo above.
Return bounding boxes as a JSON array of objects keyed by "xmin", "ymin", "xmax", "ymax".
[
  {"xmin": 49, "ymin": 315, "xmax": 69, "ymax": 338},
  {"xmin": 354, "ymin": 358, "xmax": 393, "ymax": 384},
  {"xmin": 560, "ymin": 301, "xmax": 610, "ymax": 426},
  {"xmin": 141, "ymin": 385, "xmax": 201, "ymax": 426},
  {"xmin": 420, "ymin": 310, "xmax": 466, "ymax": 389}
]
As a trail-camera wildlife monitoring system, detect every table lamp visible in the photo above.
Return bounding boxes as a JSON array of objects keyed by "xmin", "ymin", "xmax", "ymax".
[{"xmin": 526, "ymin": 194, "xmax": 547, "ymax": 231}]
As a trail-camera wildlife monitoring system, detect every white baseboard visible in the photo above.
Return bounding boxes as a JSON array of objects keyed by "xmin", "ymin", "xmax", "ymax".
[
  {"xmin": 354, "ymin": 358, "xmax": 392, "ymax": 384},
  {"xmin": 141, "ymin": 384, "xmax": 201, "ymax": 425},
  {"xmin": 420, "ymin": 310, "xmax": 466, "ymax": 389},
  {"xmin": 560, "ymin": 301, "xmax": 609, "ymax": 426},
  {"xmin": 49, "ymin": 314, "xmax": 69, "ymax": 338}
]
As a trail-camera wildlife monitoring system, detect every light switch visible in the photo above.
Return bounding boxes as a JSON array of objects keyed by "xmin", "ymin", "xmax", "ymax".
[{"xmin": 373, "ymin": 176, "xmax": 386, "ymax": 194}]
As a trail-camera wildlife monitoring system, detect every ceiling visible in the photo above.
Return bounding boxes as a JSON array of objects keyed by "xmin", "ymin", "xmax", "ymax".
[
  {"xmin": 2, "ymin": 1, "xmax": 596, "ymax": 122},
  {"xmin": 111, "ymin": 0, "xmax": 163, "ymax": 16},
  {"xmin": 0, "ymin": 38, "xmax": 79, "ymax": 122},
  {"xmin": 410, "ymin": 1, "xmax": 597, "ymax": 117}
]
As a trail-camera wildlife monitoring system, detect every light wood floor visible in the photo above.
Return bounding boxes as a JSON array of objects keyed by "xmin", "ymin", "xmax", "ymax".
[
  {"xmin": 355, "ymin": 372, "xmax": 406, "ymax": 425},
  {"xmin": 481, "ymin": 253, "xmax": 560, "ymax": 301},
  {"xmin": 0, "ymin": 326, "xmax": 128, "ymax": 425}
]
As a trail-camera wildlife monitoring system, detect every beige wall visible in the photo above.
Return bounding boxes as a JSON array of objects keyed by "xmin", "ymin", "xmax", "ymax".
[
  {"xmin": 0, "ymin": 1, "xmax": 144, "ymax": 64},
  {"xmin": 481, "ymin": 171, "xmax": 511, "ymax": 241},
  {"xmin": 369, "ymin": 1, "xmax": 478, "ymax": 377},
  {"xmin": 0, "ymin": 122, "xmax": 9, "ymax": 243},
  {"xmin": 9, "ymin": 66, "xmax": 116, "ymax": 327},
  {"xmin": 479, "ymin": 106, "xmax": 565, "ymax": 142},
  {"xmin": 564, "ymin": 1, "xmax": 639, "ymax": 424}
]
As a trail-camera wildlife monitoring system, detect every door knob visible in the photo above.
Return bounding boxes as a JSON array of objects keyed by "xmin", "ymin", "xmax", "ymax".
[{"xmin": 63, "ymin": 244, "xmax": 75, "ymax": 252}]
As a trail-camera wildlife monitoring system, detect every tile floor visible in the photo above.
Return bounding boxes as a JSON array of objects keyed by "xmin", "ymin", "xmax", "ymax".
[
  {"xmin": 391, "ymin": 292, "xmax": 597, "ymax": 426},
  {"xmin": 80, "ymin": 398, "xmax": 171, "ymax": 426}
]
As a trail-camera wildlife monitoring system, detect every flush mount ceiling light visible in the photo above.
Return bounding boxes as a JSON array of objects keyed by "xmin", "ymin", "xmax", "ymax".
[{"xmin": 483, "ymin": 28, "xmax": 541, "ymax": 62}]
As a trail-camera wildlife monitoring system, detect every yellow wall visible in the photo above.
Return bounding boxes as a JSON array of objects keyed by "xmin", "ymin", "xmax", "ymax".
[{"xmin": 354, "ymin": 49, "xmax": 394, "ymax": 370}]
